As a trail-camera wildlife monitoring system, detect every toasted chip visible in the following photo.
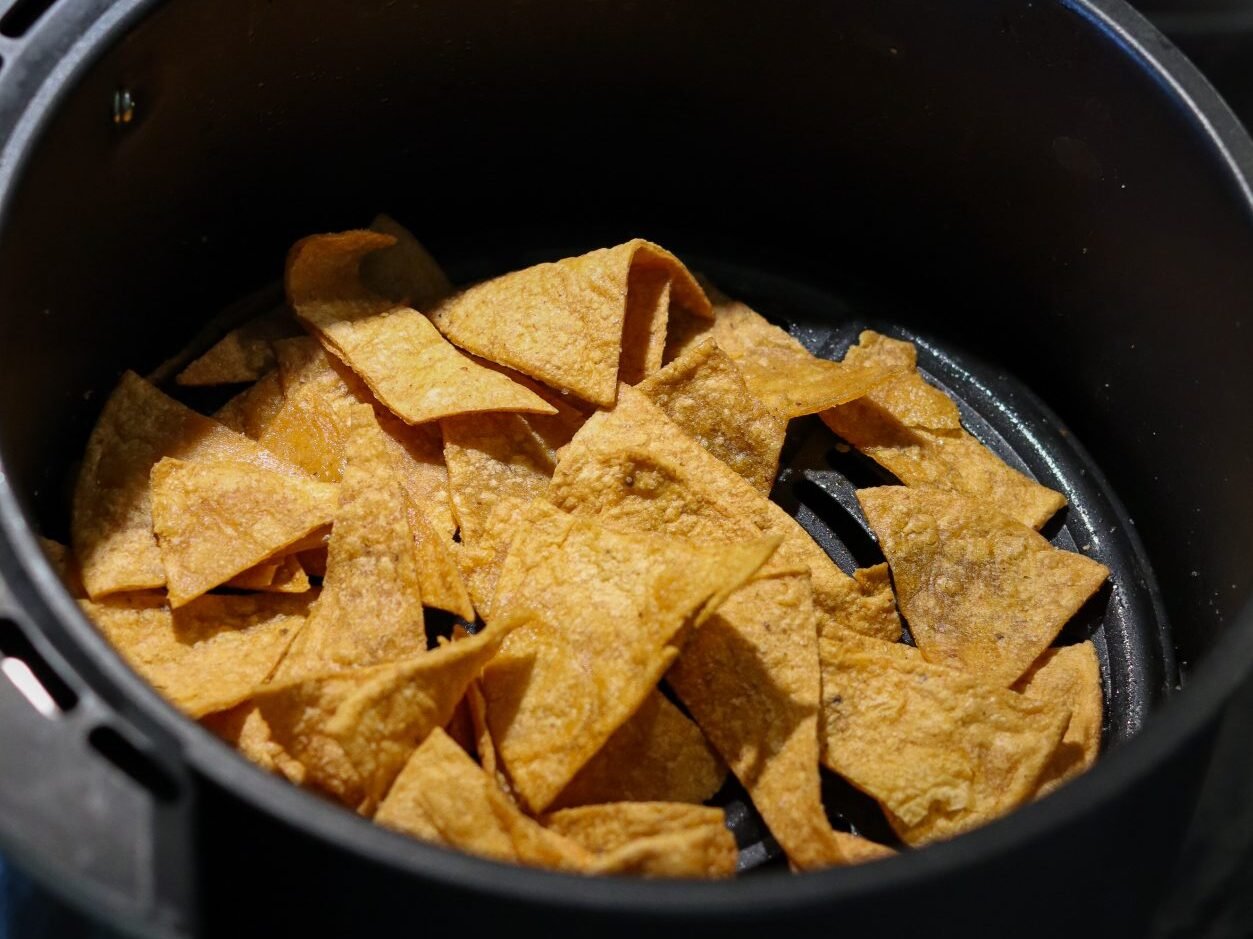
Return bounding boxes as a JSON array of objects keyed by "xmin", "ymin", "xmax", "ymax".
[
  {"xmin": 552, "ymin": 689, "xmax": 725, "ymax": 809},
  {"xmin": 39, "ymin": 537, "xmax": 85, "ymax": 598},
  {"xmin": 377, "ymin": 411, "xmax": 456, "ymax": 542},
  {"xmin": 818, "ymin": 563, "xmax": 903, "ymax": 644},
  {"xmin": 201, "ymin": 703, "xmax": 307, "ymax": 784},
  {"xmin": 72, "ymin": 372, "xmax": 307, "ymax": 598},
  {"xmin": 618, "ymin": 265, "xmax": 671, "ymax": 385},
  {"xmin": 254, "ymin": 618, "xmax": 514, "ymax": 810},
  {"xmin": 544, "ymin": 802, "xmax": 727, "ymax": 852},
  {"xmin": 361, "ymin": 214, "xmax": 454, "ymax": 308},
  {"xmin": 287, "ymin": 231, "xmax": 555, "ymax": 424},
  {"xmin": 150, "ymin": 458, "xmax": 338, "ymax": 607},
  {"xmin": 591, "ymin": 828, "xmax": 739, "ymax": 878},
  {"xmin": 840, "ymin": 330, "xmax": 961, "ymax": 431},
  {"xmin": 483, "ymin": 502, "xmax": 780, "ymax": 811},
  {"xmin": 1016, "ymin": 642, "xmax": 1103, "ymax": 795},
  {"xmin": 176, "ymin": 307, "xmax": 300, "ymax": 386},
  {"xmin": 275, "ymin": 404, "xmax": 426, "ymax": 681},
  {"xmin": 226, "ymin": 560, "xmax": 280, "ymax": 589},
  {"xmin": 463, "ymin": 677, "xmax": 517, "ymax": 801},
  {"xmin": 377, "ymin": 727, "xmax": 591, "ymax": 870},
  {"xmin": 819, "ymin": 634, "xmax": 1069, "ymax": 845},
  {"xmin": 859, "ymin": 487, "xmax": 1109, "ymax": 685},
  {"xmin": 82, "ymin": 593, "xmax": 309, "ymax": 718},
  {"xmin": 429, "ymin": 239, "xmax": 711, "ymax": 407},
  {"xmin": 637, "ymin": 339, "xmax": 786, "ymax": 494},
  {"xmin": 249, "ymin": 555, "xmax": 312, "ymax": 594},
  {"xmin": 213, "ymin": 371, "xmax": 286, "ymax": 439}
]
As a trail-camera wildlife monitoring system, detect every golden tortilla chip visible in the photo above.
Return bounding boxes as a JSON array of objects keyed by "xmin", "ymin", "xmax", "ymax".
[
  {"xmin": 241, "ymin": 554, "xmax": 311, "ymax": 594},
  {"xmin": 460, "ymin": 676, "xmax": 519, "ymax": 803},
  {"xmin": 150, "ymin": 458, "xmax": 338, "ymax": 607},
  {"xmin": 274, "ymin": 404, "xmax": 426, "ymax": 682},
  {"xmin": 1016, "ymin": 642, "xmax": 1103, "ymax": 796},
  {"xmin": 839, "ymin": 330, "xmax": 960, "ymax": 432},
  {"xmin": 72, "ymin": 371, "xmax": 307, "ymax": 599},
  {"xmin": 591, "ymin": 828, "xmax": 739, "ymax": 878},
  {"xmin": 451, "ymin": 496, "xmax": 534, "ymax": 618},
  {"xmin": 637, "ymin": 339, "xmax": 786, "ymax": 495},
  {"xmin": 552, "ymin": 689, "xmax": 725, "ymax": 809},
  {"xmin": 255, "ymin": 617, "xmax": 514, "ymax": 811},
  {"xmin": 858, "ymin": 486, "xmax": 1109, "ymax": 685},
  {"xmin": 212, "ymin": 370, "xmax": 286, "ymax": 439},
  {"xmin": 176, "ymin": 307, "xmax": 300, "ymax": 386},
  {"xmin": 82, "ymin": 593, "xmax": 310, "ymax": 718},
  {"xmin": 360, "ymin": 214, "xmax": 454, "ymax": 308},
  {"xmin": 201, "ymin": 703, "xmax": 307, "ymax": 784},
  {"xmin": 818, "ymin": 563, "xmax": 903, "ymax": 644},
  {"xmin": 287, "ymin": 230, "xmax": 555, "ymax": 424},
  {"xmin": 618, "ymin": 265, "xmax": 672, "ymax": 385},
  {"xmin": 483, "ymin": 502, "xmax": 780, "ymax": 812},
  {"xmin": 226, "ymin": 560, "xmax": 280, "ymax": 589},
  {"xmin": 428, "ymin": 239, "xmax": 711, "ymax": 407},
  {"xmin": 39, "ymin": 537, "xmax": 85, "ymax": 598},
  {"xmin": 818, "ymin": 634, "xmax": 1069, "ymax": 845},
  {"xmin": 376, "ymin": 410, "xmax": 457, "ymax": 542},
  {"xmin": 545, "ymin": 803, "xmax": 737, "ymax": 878}
]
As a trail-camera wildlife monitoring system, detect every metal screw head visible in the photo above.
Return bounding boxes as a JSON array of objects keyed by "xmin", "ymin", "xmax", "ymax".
[{"xmin": 111, "ymin": 88, "xmax": 135, "ymax": 125}]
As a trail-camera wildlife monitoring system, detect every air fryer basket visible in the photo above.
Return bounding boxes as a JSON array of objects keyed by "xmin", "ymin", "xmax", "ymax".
[{"xmin": 0, "ymin": 1, "xmax": 1250, "ymax": 937}]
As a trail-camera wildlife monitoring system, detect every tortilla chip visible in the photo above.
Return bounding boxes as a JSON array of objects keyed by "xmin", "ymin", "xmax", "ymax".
[
  {"xmin": 247, "ymin": 555, "xmax": 312, "ymax": 594},
  {"xmin": 226, "ymin": 560, "xmax": 280, "ymax": 589},
  {"xmin": 618, "ymin": 265, "xmax": 671, "ymax": 385},
  {"xmin": 637, "ymin": 339, "xmax": 786, "ymax": 494},
  {"xmin": 360, "ymin": 214, "xmax": 454, "ymax": 308},
  {"xmin": 82, "ymin": 593, "xmax": 309, "ymax": 718},
  {"xmin": 839, "ymin": 330, "xmax": 961, "ymax": 432},
  {"xmin": 552, "ymin": 689, "xmax": 725, "ymax": 809},
  {"xmin": 287, "ymin": 230, "xmax": 555, "ymax": 424},
  {"xmin": 429, "ymin": 239, "xmax": 711, "ymax": 407},
  {"xmin": 452, "ymin": 496, "xmax": 534, "ymax": 618},
  {"xmin": 255, "ymin": 618, "xmax": 515, "ymax": 810},
  {"xmin": 212, "ymin": 371, "xmax": 286, "ymax": 439},
  {"xmin": 664, "ymin": 289, "xmax": 891, "ymax": 418},
  {"xmin": 274, "ymin": 404, "xmax": 426, "ymax": 682},
  {"xmin": 377, "ymin": 411, "xmax": 457, "ymax": 542},
  {"xmin": 483, "ymin": 501, "xmax": 780, "ymax": 812},
  {"xmin": 201, "ymin": 703, "xmax": 307, "ymax": 784},
  {"xmin": 818, "ymin": 563, "xmax": 903, "ymax": 644},
  {"xmin": 591, "ymin": 828, "xmax": 739, "ymax": 878},
  {"xmin": 818, "ymin": 634, "xmax": 1069, "ymax": 845},
  {"xmin": 1016, "ymin": 642, "xmax": 1103, "ymax": 796},
  {"xmin": 72, "ymin": 371, "xmax": 307, "ymax": 599},
  {"xmin": 39, "ymin": 537, "xmax": 85, "ymax": 598},
  {"xmin": 176, "ymin": 307, "xmax": 300, "ymax": 386}
]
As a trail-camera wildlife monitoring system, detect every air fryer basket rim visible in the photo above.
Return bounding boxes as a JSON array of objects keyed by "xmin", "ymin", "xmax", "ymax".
[{"xmin": 0, "ymin": 0, "xmax": 1251, "ymax": 920}]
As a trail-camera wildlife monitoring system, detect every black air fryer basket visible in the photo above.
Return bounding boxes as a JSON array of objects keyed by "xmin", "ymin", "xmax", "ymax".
[{"xmin": 0, "ymin": 1, "xmax": 1250, "ymax": 937}]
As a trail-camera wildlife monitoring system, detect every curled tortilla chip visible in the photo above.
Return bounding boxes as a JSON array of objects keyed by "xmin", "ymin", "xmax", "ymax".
[
  {"xmin": 275, "ymin": 404, "xmax": 426, "ymax": 681},
  {"xmin": 483, "ymin": 501, "xmax": 780, "ymax": 812},
  {"xmin": 819, "ymin": 633, "xmax": 1069, "ymax": 845},
  {"xmin": 618, "ymin": 264, "xmax": 672, "ymax": 386},
  {"xmin": 150, "ymin": 458, "xmax": 338, "ymax": 607},
  {"xmin": 287, "ymin": 230, "xmax": 555, "ymax": 424},
  {"xmin": 1016, "ymin": 642, "xmax": 1103, "ymax": 796},
  {"xmin": 82, "ymin": 593, "xmax": 309, "ymax": 718},
  {"xmin": 552, "ymin": 689, "xmax": 725, "ymax": 809},
  {"xmin": 429, "ymin": 239, "xmax": 711, "ymax": 407},
  {"xmin": 545, "ymin": 803, "xmax": 737, "ymax": 878},
  {"xmin": 213, "ymin": 370, "xmax": 286, "ymax": 439},
  {"xmin": 637, "ymin": 338, "xmax": 786, "ymax": 494},
  {"xmin": 255, "ymin": 617, "xmax": 514, "ymax": 811},
  {"xmin": 360, "ymin": 214, "xmax": 454, "ymax": 308},
  {"xmin": 859, "ymin": 486, "xmax": 1109, "ymax": 685},
  {"xmin": 72, "ymin": 371, "xmax": 307, "ymax": 599},
  {"xmin": 819, "ymin": 563, "xmax": 903, "ymax": 644},
  {"xmin": 176, "ymin": 307, "xmax": 300, "ymax": 386}
]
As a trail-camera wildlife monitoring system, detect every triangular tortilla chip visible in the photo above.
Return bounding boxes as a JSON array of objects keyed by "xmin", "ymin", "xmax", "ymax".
[
  {"xmin": 858, "ymin": 487, "xmax": 1109, "ymax": 685},
  {"xmin": 637, "ymin": 338, "xmax": 786, "ymax": 495},
  {"xmin": 428, "ymin": 239, "xmax": 711, "ymax": 407},
  {"xmin": 287, "ymin": 230, "xmax": 556, "ymax": 424},
  {"xmin": 618, "ymin": 265, "xmax": 672, "ymax": 386},
  {"xmin": 360, "ymin": 214, "xmax": 454, "ymax": 308},
  {"xmin": 176, "ymin": 307, "xmax": 300, "ymax": 386},
  {"xmin": 1016, "ymin": 642, "xmax": 1103, "ymax": 796},
  {"xmin": 275, "ymin": 404, "xmax": 426, "ymax": 681},
  {"xmin": 150, "ymin": 458, "xmax": 338, "ymax": 607},
  {"xmin": 254, "ymin": 618, "xmax": 515, "ymax": 810},
  {"xmin": 840, "ymin": 330, "xmax": 961, "ymax": 432},
  {"xmin": 552, "ymin": 689, "xmax": 725, "ymax": 809},
  {"xmin": 201, "ymin": 703, "xmax": 307, "ymax": 785},
  {"xmin": 818, "ymin": 633, "xmax": 1069, "ymax": 845},
  {"xmin": 213, "ymin": 370, "xmax": 286, "ymax": 439},
  {"xmin": 817, "ymin": 563, "xmax": 903, "ymax": 644},
  {"xmin": 483, "ymin": 501, "xmax": 780, "ymax": 812},
  {"xmin": 81, "ymin": 593, "xmax": 310, "ymax": 718},
  {"xmin": 72, "ymin": 371, "xmax": 307, "ymax": 598}
]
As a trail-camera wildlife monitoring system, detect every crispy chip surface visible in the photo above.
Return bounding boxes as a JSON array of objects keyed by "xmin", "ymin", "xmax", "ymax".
[
  {"xmin": 201, "ymin": 703, "xmax": 307, "ymax": 784},
  {"xmin": 1016, "ymin": 642, "xmax": 1103, "ymax": 795},
  {"xmin": 840, "ymin": 330, "xmax": 961, "ymax": 432},
  {"xmin": 819, "ymin": 633, "xmax": 1068, "ymax": 845},
  {"xmin": 818, "ymin": 563, "xmax": 903, "ymax": 644},
  {"xmin": 360, "ymin": 214, "xmax": 454, "ymax": 309},
  {"xmin": 618, "ymin": 265, "xmax": 672, "ymax": 386},
  {"xmin": 637, "ymin": 339, "xmax": 786, "ymax": 494},
  {"xmin": 213, "ymin": 370, "xmax": 286, "ymax": 439},
  {"xmin": 82, "ymin": 593, "xmax": 309, "ymax": 718},
  {"xmin": 176, "ymin": 307, "xmax": 300, "ymax": 386},
  {"xmin": 859, "ymin": 487, "xmax": 1109, "ymax": 685},
  {"xmin": 288, "ymin": 231, "xmax": 555, "ymax": 424},
  {"xmin": 429, "ymin": 239, "xmax": 711, "ymax": 407},
  {"xmin": 150, "ymin": 458, "xmax": 337, "ymax": 606},
  {"xmin": 590, "ymin": 829, "xmax": 739, "ymax": 878},
  {"xmin": 72, "ymin": 372, "xmax": 307, "ymax": 598},
  {"xmin": 546, "ymin": 803, "xmax": 737, "ymax": 878}
]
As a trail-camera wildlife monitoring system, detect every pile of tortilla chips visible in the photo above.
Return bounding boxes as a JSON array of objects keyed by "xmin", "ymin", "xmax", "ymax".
[{"xmin": 56, "ymin": 217, "xmax": 1110, "ymax": 878}]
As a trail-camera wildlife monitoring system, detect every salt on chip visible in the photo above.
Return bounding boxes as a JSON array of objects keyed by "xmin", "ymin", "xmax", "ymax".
[
  {"xmin": 360, "ymin": 214, "xmax": 454, "ymax": 309},
  {"xmin": 818, "ymin": 563, "xmax": 903, "ymax": 644},
  {"xmin": 428, "ymin": 239, "xmax": 711, "ymax": 408},
  {"xmin": 637, "ymin": 338, "xmax": 786, "ymax": 495},
  {"xmin": 150, "ymin": 458, "xmax": 338, "ymax": 607},
  {"xmin": 287, "ymin": 230, "xmax": 556, "ymax": 424},
  {"xmin": 176, "ymin": 307, "xmax": 300, "ymax": 386},
  {"xmin": 858, "ymin": 486, "xmax": 1109, "ymax": 685},
  {"xmin": 818, "ymin": 633, "xmax": 1069, "ymax": 845},
  {"xmin": 213, "ymin": 370, "xmax": 286, "ymax": 439},
  {"xmin": 274, "ymin": 404, "xmax": 427, "ymax": 682},
  {"xmin": 72, "ymin": 371, "xmax": 308, "ymax": 599},
  {"xmin": 1015, "ymin": 642, "xmax": 1103, "ymax": 796},
  {"xmin": 255, "ymin": 616, "xmax": 515, "ymax": 811},
  {"xmin": 483, "ymin": 501, "xmax": 780, "ymax": 812},
  {"xmin": 81, "ymin": 593, "xmax": 310, "ymax": 718},
  {"xmin": 552, "ymin": 689, "xmax": 725, "ymax": 809}
]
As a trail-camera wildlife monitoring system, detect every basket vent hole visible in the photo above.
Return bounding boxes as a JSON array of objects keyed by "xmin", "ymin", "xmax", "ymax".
[
  {"xmin": 0, "ymin": 0, "xmax": 60, "ymax": 38},
  {"xmin": 88, "ymin": 726, "xmax": 180, "ymax": 801},
  {"xmin": 0, "ymin": 616, "xmax": 77, "ymax": 714}
]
